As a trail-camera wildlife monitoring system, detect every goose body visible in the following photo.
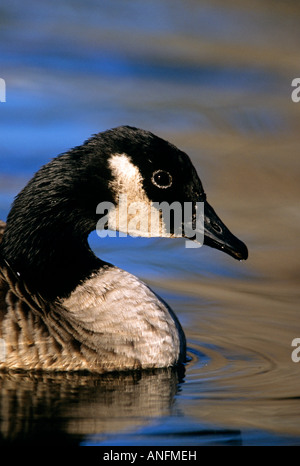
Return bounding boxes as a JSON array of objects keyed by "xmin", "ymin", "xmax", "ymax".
[{"xmin": 0, "ymin": 126, "xmax": 248, "ymax": 373}]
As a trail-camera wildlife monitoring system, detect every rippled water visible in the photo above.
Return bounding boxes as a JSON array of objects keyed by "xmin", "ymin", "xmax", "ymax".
[{"xmin": 1, "ymin": 0, "xmax": 300, "ymax": 446}]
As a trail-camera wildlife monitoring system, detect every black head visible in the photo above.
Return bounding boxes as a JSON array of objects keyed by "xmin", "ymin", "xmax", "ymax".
[{"xmin": 95, "ymin": 126, "xmax": 248, "ymax": 260}]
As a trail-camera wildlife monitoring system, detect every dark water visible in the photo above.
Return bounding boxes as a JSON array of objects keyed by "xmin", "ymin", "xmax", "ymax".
[{"xmin": 1, "ymin": 0, "xmax": 300, "ymax": 446}]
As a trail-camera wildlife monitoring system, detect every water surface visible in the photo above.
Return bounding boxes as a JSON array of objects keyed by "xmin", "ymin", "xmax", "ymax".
[{"xmin": 0, "ymin": 0, "xmax": 300, "ymax": 446}]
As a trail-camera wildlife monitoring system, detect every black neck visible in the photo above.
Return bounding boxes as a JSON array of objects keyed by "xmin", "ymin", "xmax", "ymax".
[
  {"xmin": 1, "ymin": 219, "xmax": 105, "ymax": 301},
  {"xmin": 0, "ymin": 149, "xmax": 113, "ymax": 301}
]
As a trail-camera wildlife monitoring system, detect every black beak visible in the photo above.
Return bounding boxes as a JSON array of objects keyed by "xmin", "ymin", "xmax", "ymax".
[{"xmin": 203, "ymin": 201, "xmax": 248, "ymax": 261}]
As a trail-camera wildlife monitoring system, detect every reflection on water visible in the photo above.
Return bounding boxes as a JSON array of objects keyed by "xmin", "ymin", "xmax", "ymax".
[
  {"xmin": 0, "ymin": 368, "xmax": 183, "ymax": 445},
  {"xmin": 1, "ymin": 0, "xmax": 300, "ymax": 446}
]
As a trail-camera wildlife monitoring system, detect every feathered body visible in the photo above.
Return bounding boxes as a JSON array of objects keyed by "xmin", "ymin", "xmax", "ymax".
[{"xmin": 0, "ymin": 126, "xmax": 247, "ymax": 373}]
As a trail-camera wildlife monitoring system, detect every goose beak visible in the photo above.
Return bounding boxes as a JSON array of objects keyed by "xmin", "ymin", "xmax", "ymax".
[{"xmin": 203, "ymin": 201, "xmax": 248, "ymax": 261}]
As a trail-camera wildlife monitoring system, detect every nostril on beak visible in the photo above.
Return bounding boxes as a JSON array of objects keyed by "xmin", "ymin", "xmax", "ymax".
[{"xmin": 211, "ymin": 222, "xmax": 222, "ymax": 234}]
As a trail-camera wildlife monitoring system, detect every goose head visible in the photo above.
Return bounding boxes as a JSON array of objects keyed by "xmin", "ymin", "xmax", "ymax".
[
  {"xmin": 0, "ymin": 126, "xmax": 248, "ymax": 300},
  {"xmin": 98, "ymin": 127, "xmax": 248, "ymax": 261}
]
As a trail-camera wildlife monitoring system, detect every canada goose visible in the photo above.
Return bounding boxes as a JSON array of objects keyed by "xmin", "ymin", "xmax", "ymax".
[{"xmin": 0, "ymin": 126, "xmax": 248, "ymax": 373}]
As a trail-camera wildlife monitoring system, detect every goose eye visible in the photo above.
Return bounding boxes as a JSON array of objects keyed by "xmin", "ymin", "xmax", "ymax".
[{"xmin": 151, "ymin": 170, "xmax": 172, "ymax": 189}]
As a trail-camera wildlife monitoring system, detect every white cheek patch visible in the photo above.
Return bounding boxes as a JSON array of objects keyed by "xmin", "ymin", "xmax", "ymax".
[
  {"xmin": 107, "ymin": 153, "xmax": 169, "ymax": 237},
  {"xmin": 108, "ymin": 153, "xmax": 148, "ymax": 205}
]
